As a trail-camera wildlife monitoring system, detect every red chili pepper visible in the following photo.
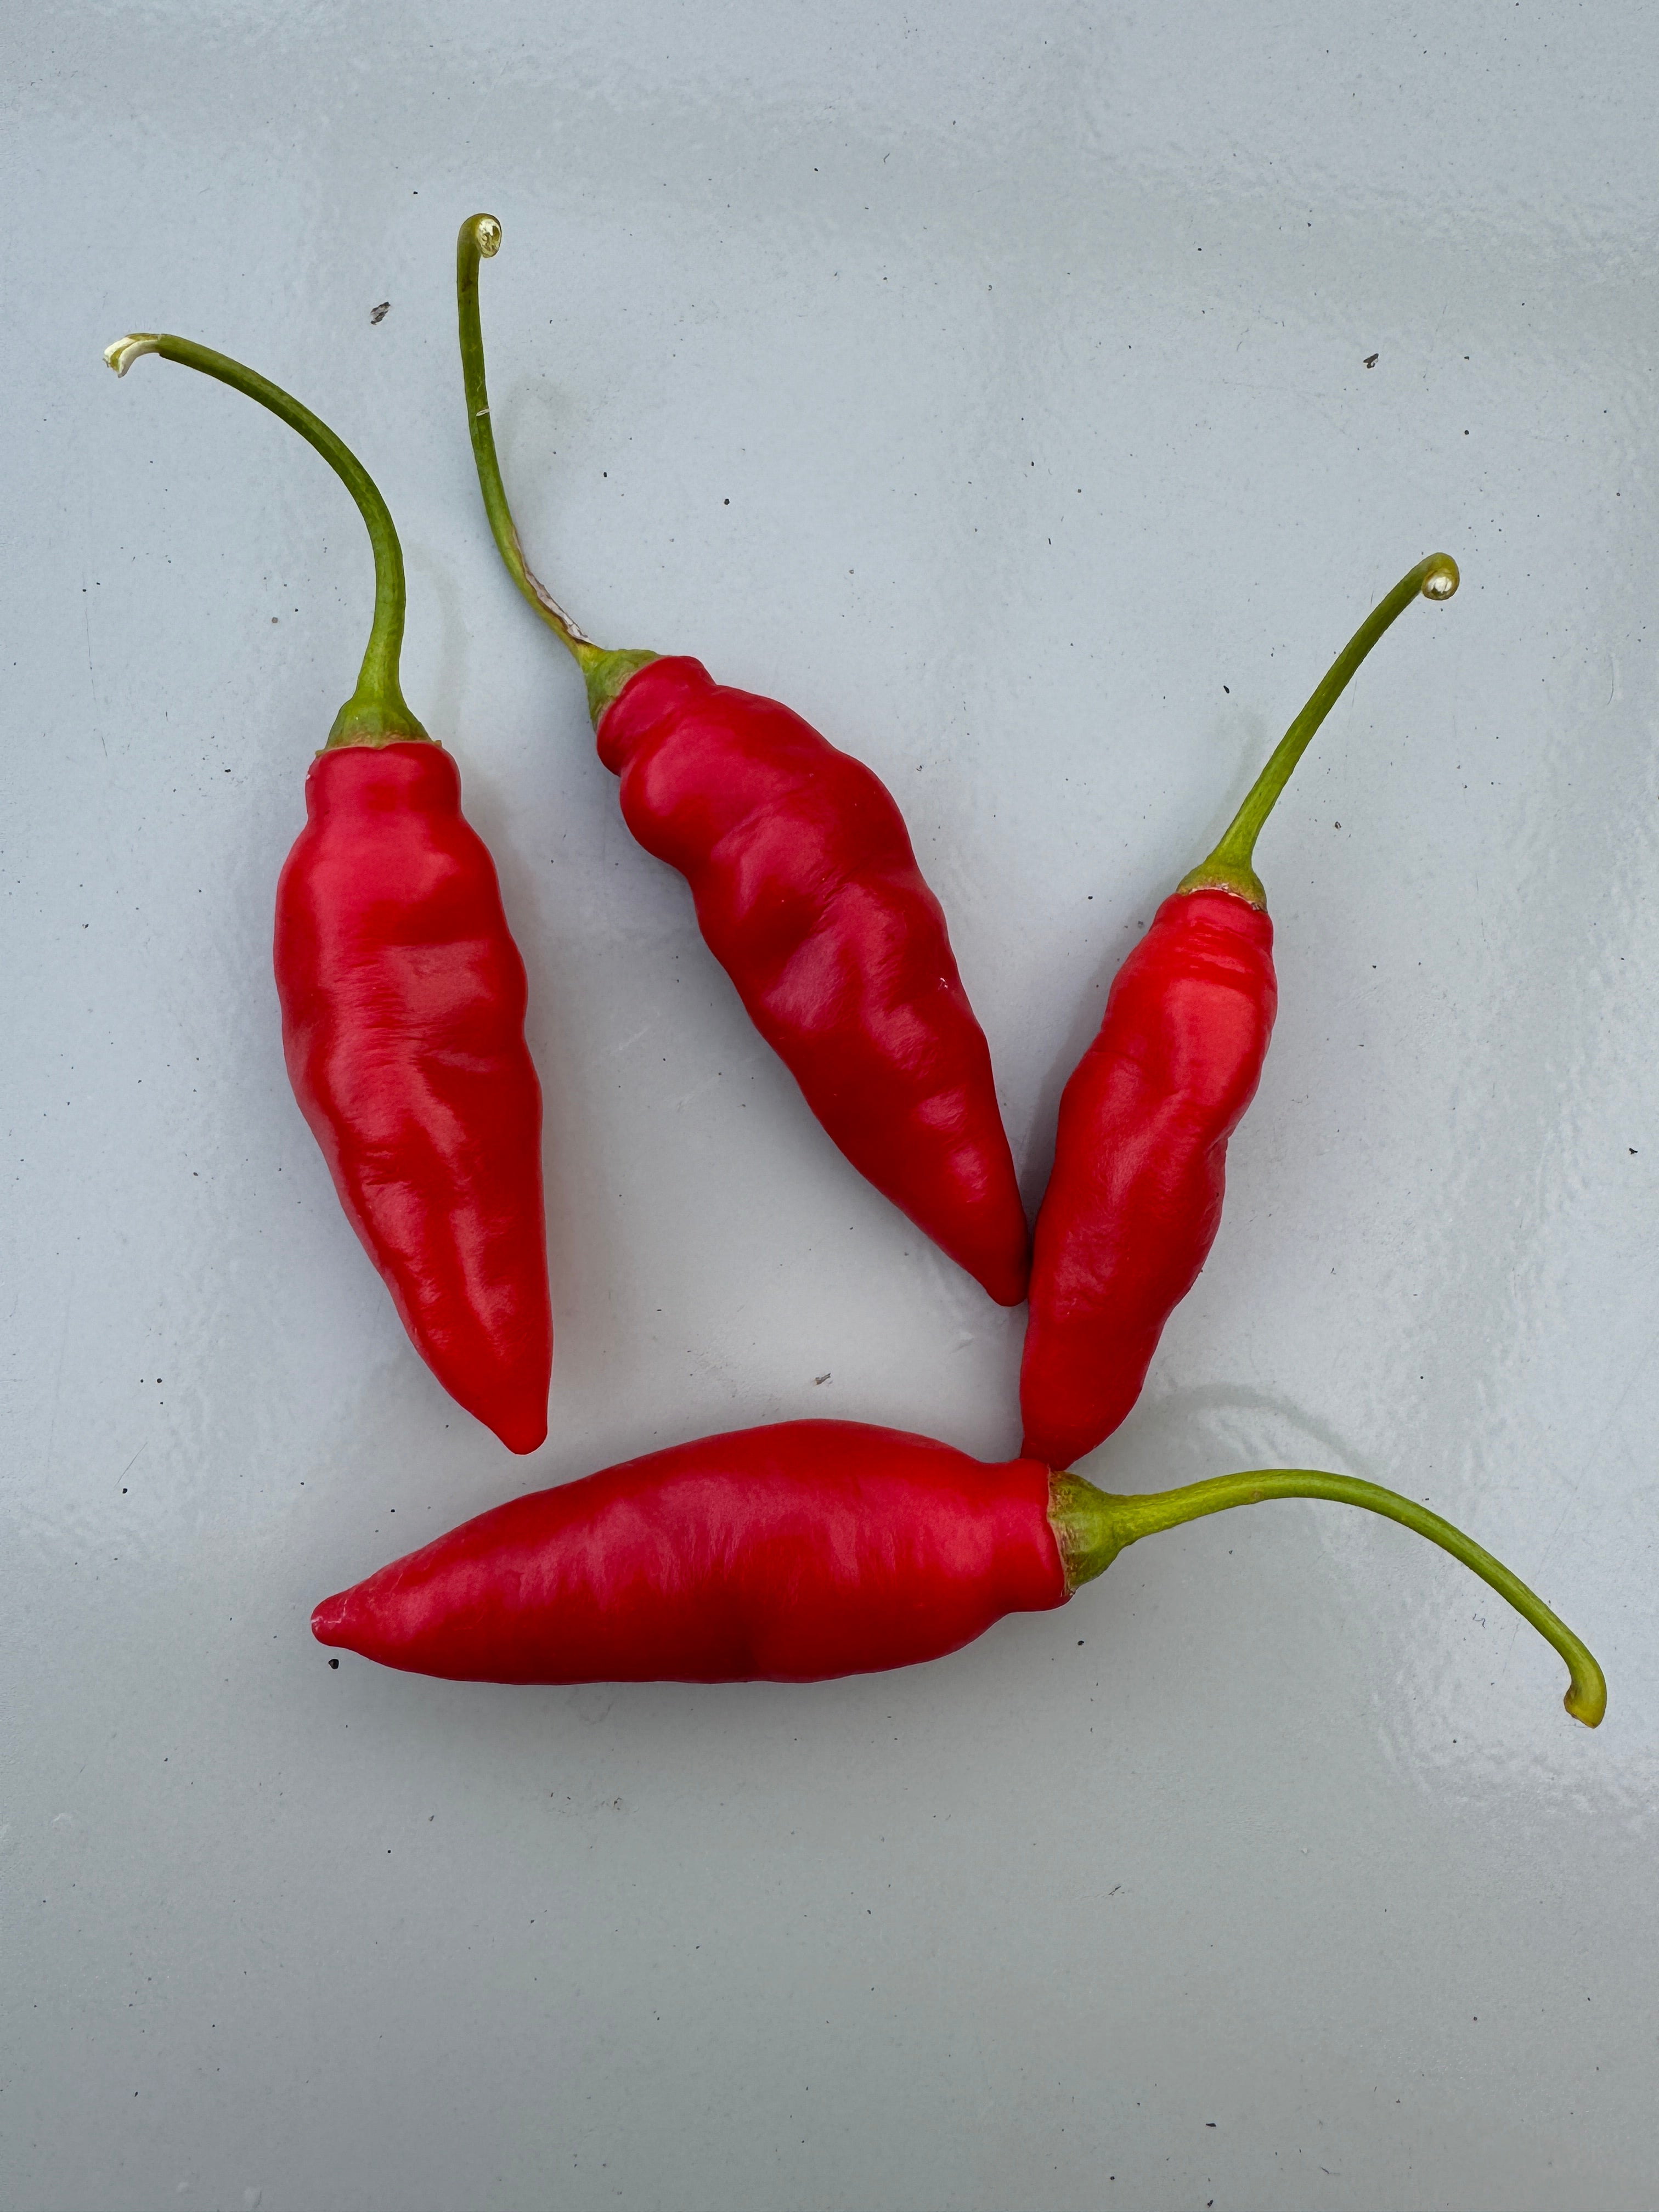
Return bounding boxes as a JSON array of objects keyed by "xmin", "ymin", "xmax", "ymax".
[
  {"xmin": 311, "ymin": 1418, "xmax": 1602, "ymax": 1726},
  {"xmin": 106, "ymin": 332, "xmax": 552, "ymax": 1454},
  {"xmin": 1019, "ymin": 558, "xmax": 1459, "ymax": 1470},
  {"xmin": 454, "ymin": 217, "xmax": 1029, "ymax": 1306}
]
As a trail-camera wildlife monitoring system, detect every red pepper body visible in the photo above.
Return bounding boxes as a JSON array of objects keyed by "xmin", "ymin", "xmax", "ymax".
[
  {"xmin": 1020, "ymin": 888, "xmax": 1277, "ymax": 1468},
  {"xmin": 311, "ymin": 1420, "xmax": 1066, "ymax": 1681},
  {"xmin": 595, "ymin": 657, "xmax": 1030, "ymax": 1305},
  {"xmin": 275, "ymin": 742, "xmax": 552, "ymax": 1454}
]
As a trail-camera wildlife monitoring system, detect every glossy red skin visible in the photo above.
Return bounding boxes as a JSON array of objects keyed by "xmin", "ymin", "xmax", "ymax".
[
  {"xmin": 1020, "ymin": 888, "xmax": 1277, "ymax": 1469},
  {"xmin": 275, "ymin": 742, "xmax": 552, "ymax": 1453},
  {"xmin": 312, "ymin": 1420, "xmax": 1066, "ymax": 1683},
  {"xmin": 596, "ymin": 658, "xmax": 1030, "ymax": 1305}
]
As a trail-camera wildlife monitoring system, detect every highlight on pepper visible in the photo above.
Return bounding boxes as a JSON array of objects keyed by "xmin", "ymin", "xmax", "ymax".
[{"xmin": 312, "ymin": 1419, "xmax": 1603, "ymax": 1728}]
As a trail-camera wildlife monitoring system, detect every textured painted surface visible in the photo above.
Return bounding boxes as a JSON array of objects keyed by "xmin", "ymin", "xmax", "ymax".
[{"xmin": 3, "ymin": 2, "xmax": 1656, "ymax": 2205}]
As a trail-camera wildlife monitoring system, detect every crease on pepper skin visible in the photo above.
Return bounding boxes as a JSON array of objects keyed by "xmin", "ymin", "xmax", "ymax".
[
  {"xmin": 105, "ymin": 330, "xmax": 554, "ymax": 1453},
  {"xmin": 454, "ymin": 215, "xmax": 1031, "ymax": 1308},
  {"xmin": 311, "ymin": 1417, "xmax": 1603, "ymax": 1728},
  {"xmin": 1019, "ymin": 556, "xmax": 1460, "ymax": 1471}
]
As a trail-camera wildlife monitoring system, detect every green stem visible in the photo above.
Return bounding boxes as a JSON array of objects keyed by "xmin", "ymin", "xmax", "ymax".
[
  {"xmin": 103, "ymin": 333, "xmax": 427, "ymax": 748},
  {"xmin": 1178, "ymin": 552, "xmax": 1459, "ymax": 906},
  {"xmin": 1048, "ymin": 1465, "xmax": 1604, "ymax": 1728},
  {"xmin": 455, "ymin": 215, "xmax": 656, "ymax": 727}
]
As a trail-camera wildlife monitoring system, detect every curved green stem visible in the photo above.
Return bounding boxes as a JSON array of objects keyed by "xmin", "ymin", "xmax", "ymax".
[
  {"xmin": 1178, "ymin": 552, "xmax": 1459, "ymax": 906},
  {"xmin": 1048, "ymin": 1464, "xmax": 1604, "ymax": 1728},
  {"xmin": 103, "ymin": 333, "xmax": 427, "ymax": 748},
  {"xmin": 456, "ymin": 215, "xmax": 656, "ymax": 727}
]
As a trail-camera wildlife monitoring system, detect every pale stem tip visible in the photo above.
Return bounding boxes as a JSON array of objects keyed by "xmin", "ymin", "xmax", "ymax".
[
  {"xmin": 103, "ymin": 334, "xmax": 162, "ymax": 377},
  {"xmin": 470, "ymin": 215, "xmax": 502, "ymax": 258},
  {"xmin": 1420, "ymin": 554, "xmax": 1459, "ymax": 601},
  {"xmin": 1565, "ymin": 1673, "xmax": 1607, "ymax": 1729}
]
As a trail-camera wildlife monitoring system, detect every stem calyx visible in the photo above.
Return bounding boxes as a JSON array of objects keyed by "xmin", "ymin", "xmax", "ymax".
[
  {"xmin": 105, "ymin": 330, "xmax": 429, "ymax": 750},
  {"xmin": 1178, "ymin": 552, "xmax": 1459, "ymax": 907},
  {"xmin": 458, "ymin": 212, "xmax": 656, "ymax": 726},
  {"xmin": 1046, "ymin": 1461, "xmax": 1604, "ymax": 1728}
]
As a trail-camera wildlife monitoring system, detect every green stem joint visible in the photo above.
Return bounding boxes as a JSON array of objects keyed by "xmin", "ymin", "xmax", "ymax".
[
  {"xmin": 1048, "ymin": 1464, "xmax": 1604, "ymax": 1728},
  {"xmin": 1180, "ymin": 552, "xmax": 1459, "ymax": 906},
  {"xmin": 455, "ymin": 214, "xmax": 657, "ymax": 727},
  {"xmin": 103, "ymin": 331, "xmax": 428, "ymax": 749}
]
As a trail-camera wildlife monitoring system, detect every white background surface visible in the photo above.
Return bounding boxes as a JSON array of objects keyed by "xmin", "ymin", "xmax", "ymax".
[{"xmin": 5, "ymin": 3, "xmax": 1657, "ymax": 2205}]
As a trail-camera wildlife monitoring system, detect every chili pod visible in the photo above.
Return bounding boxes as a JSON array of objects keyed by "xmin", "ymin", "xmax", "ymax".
[
  {"xmin": 312, "ymin": 1418, "xmax": 1602, "ymax": 1728},
  {"xmin": 106, "ymin": 333, "xmax": 553, "ymax": 1453},
  {"xmin": 454, "ymin": 216, "xmax": 1029, "ymax": 1308},
  {"xmin": 1019, "ymin": 558, "xmax": 1458, "ymax": 1470}
]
